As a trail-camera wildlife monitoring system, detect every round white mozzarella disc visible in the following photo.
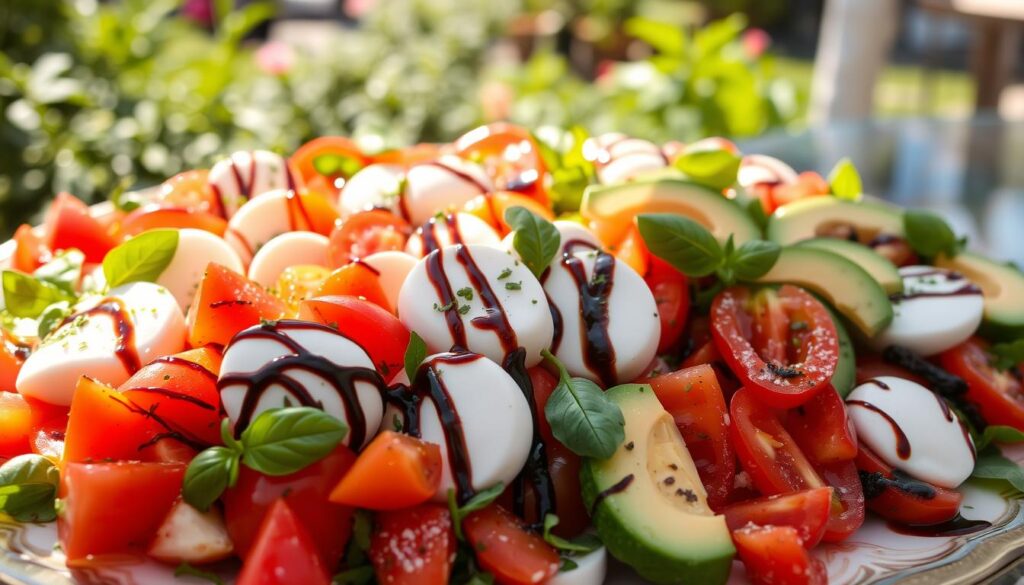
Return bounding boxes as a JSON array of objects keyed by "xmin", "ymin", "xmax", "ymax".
[
  {"xmin": 738, "ymin": 154, "xmax": 799, "ymax": 188},
  {"xmin": 208, "ymin": 150, "xmax": 296, "ymax": 219},
  {"xmin": 247, "ymin": 232, "xmax": 329, "ymax": 288},
  {"xmin": 406, "ymin": 213, "xmax": 501, "ymax": 258},
  {"xmin": 157, "ymin": 229, "xmax": 244, "ymax": 311},
  {"xmin": 224, "ymin": 189, "xmax": 317, "ymax": 264},
  {"xmin": 362, "ymin": 251, "xmax": 418, "ymax": 313},
  {"xmin": 338, "ymin": 164, "xmax": 406, "ymax": 218},
  {"xmin": 402, "ymin": 156, "xmax": 493, "ymax": 226}
]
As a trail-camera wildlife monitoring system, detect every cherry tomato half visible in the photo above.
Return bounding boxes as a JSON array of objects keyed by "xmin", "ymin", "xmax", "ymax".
[
  {"xmin": 723, "ymin": 487, "xmax": 833, "ymax": 548},
  {"xmin": 327, "ymin": 209, "xmax": 411, "ymax": 269},
  {"xmin": 290, "ymin": 136, "xmax": 370, "ymax": 201},
  {"xmin": 856, "ymin": 443, "xmax": 962, "ymax": 526},
  {"xmin": 940, "ymin": 337, "xmax": 1024, "ymax": 430},
  {"xmin": 732, "ymin": 524, "xmax": 827, "ymax": 585},
  {"xmin": 370, "ymin": 504, "xmax": 455, "ymax": 585}
]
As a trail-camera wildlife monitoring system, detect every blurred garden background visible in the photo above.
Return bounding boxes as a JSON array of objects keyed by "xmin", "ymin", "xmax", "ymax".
[{"xmin": 3, "ymin": 0, "xmax": 1022, "ymax": 239}]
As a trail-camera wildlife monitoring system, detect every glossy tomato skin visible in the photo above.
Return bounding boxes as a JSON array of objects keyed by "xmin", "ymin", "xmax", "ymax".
[
  {"xmin": 45, "ymin": 192, "xmax": 118, "ymax": 263},
  {"xmin": 712, "ymin": 286, "xmax": 838, "ymax": 408},
  {"xmin": 298, "ymin": 295, "xmax": 410, "ymax": 381},
  {"xmin": 59, "ymin": 461, "xmax": 186, "ymax": 563},
  {"xmin": 317, "ymin": 262, "xmax": 393, "ymax": 313},
  {"xmin": 327, "ymin": 210, "xmax": 410, "ymax": 269},
  {"xmin": 159, "ymin": 170, "xmax": 219, "ymax": 214},
  {"xmin": 120, "ymin": 205, "xmax": 228, "ymax": 238},
  {"xmin": 187, "ymin": 263, "xmax": 287, "ymax": 348},
  {"xmin": 329, "ymin": 431, "xmax": 442, "ymax": 510},
  {"xmin": 646, "ymin": 256, "xmax": 690, "ymax": 353},
  {"xmin": 463, "ymin": 505, "xmax": 560, "ymax": 585},
  {"xmin": 648, "ymin": 364, "xmax": 735, "ymax": 510},
  {"xmin": 783, "ymin": 387, "xmax": 857, "ymax": 464},
  {"xmin": 290, "ymin": 136, "xmax": 369, "ymax": 201},
  {"xmin": 723, "ymin": 487, "xmax": 832, "ymax": 548},
  {"xmin": 940, "ymin": 337, "xmax": 1024, "ymax": 429},
  {"xmin": 63, "ymin": 376, "xmax": 162, "ymax": 463},
  {"xmin": 732, "ymin": 524, "xmax": 827, "ymax": 585},
  {"xmin": 223, "ymin": 445, "xmax": 357, "ymax": 568},
  {"xmin": 236, "ymin": 499, "xmax": 330, "ymax": 585},
  {"xmin": 12, "ymin": 223, "xmax": 50, "ymax": 273},
  {"xmin": 454, "ymin": 123, "xmax": 549, "ymax": 204},
  {"xmin": 0, "ymin": 392, "xmax": 33, "ymax": 458},
  {"xmin": 856, "ymin": 444, "xmax": 962, "ymax": 526},
  {"xmin": 370, "ymin": 503, "xmax": 455, "ymax": 585},
  {"xmin": 810, "ymin": 460, "xmax": 864, "ymax": 543},
  {"xmin": 462, "ymin": 192, "xmax": 553, "ymax": 236}
]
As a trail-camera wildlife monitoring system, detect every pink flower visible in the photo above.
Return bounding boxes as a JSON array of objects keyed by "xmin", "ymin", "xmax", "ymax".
[
  {"xmin": 182, "ymin": 0, "xmax": 213, "ymax": 26},
  {"xmin": 256, "ymin": 41, "xmax": 295, "ymax": 76},
  {"xmin": 742, "ymin": 28, "xmax": 771, "ymax": 59}
]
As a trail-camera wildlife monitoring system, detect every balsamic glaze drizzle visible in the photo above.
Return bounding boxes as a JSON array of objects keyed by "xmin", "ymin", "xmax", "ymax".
[
  {"xmin": 887, "ymin": 514, "xmax": 991, "ymax": 537},
  {"xmin": 860, "ymin": 468, "xmax": 937, "ymax": 500},
  {"xmin": 590, "ymin": 474, "xmax": 635, "ymax": 515},
  {"xmin": 846, "ymin": 400, "xmax": 912, "ymax": 460},
  {"xmin": 60, "ymin": 298, "xmax": 141, "ymax": 375},
  {"xmin": 503, "ymin": 348, "xmax": 555, "ymax": 529},
  {"xmin": 420, "ymin": 213, "xmax": 463, "ymax": 256}
]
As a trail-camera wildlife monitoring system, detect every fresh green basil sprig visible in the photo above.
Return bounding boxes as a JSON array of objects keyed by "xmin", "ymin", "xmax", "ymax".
[
  {"xmin": 1, "ymin": 271, "xmax": 75, "ymax": 319},
  {"xmin": 827, "ymin": 158, "xmax": 863, "ymax": 201},
  {"xmin": 447, "ymin": 482, "xmax": 505, "ymax": 541},
  {"xmin": 542, "ymin": 350, "xmax": 625, "ymax": 460},
  {"xmin": 182, "ymin": 407, "xmax": 348, "ymax": 512},
  {"xmin": 672, "ymin": 148, "xmax": 741, "ymax": 191},
  {"xmin": 0, "ymin": 454, "xmax": 60, "ymax": 522},
  {"xmin": 102, "ymin": 229, "xmax": 179, "ymax": 289},
  {"xmin": 531, "ymin": 127, "xmax": 594, "ymax": 214},
  {"xmin": 505, "ymin": 206, "xmax": 561, "ymax": 279},
  {"xmin": 903, "ymin": 209, "xmax": 966, "ymax": 259},
  {"xmin": 404, "ymin": 331, "xmax": 428, "ymax": 381}
]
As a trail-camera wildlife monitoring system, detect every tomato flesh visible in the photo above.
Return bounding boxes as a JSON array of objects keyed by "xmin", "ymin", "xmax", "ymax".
[
  {"xmin": 646, "ymin": 256, "xmax": 690, "ymax": 353},
  {"xmin": 370, "ymin": 503, "xmax": 455, "ymax": 585},
  {"xmin": 723, "ymin": 487, "xmax": 832, "ymax": 548},
  {"xmin": 783, "ymin": 386, "xmax": 857, "ymax": 464},
  {"xmin": 940, "ymin": 337, "xmax": 1024, "ymax": 430},
  {"xmin": 0, "ymin": 392, "xmax": 33, "ymax": 458},
  {"xmin": 856, "ymin": 443, "xmax": 962, "ymax": 526},
  {"xmin": 45, "ymin": 192, "xmax": 118, "ymax": 263},
  {"xmin": 236, "ymin": 499, "xmax": 330, "ymax": 585},
  {"xmin": 329, "ymin": 431, "xmax": 442, "ymax": 510},
  {"xmin": 187, "ymin": 263, "xmax": 288, "ymax": 348},
  {"xmin": 12, "ymin": 223, "xmax": 51, "ymax": 273},
  {"xmin": 120, "ymin": 204, "xmax": 228, "ymax": 238},
  {"xmin": 317, "ymin": 263, "xmax": 393, "ymax": 313},
  {"xmin": 463, "ymin": 505, "xmax": 560, "ymax": 585},
  {"xmin": 732, "ymin": 524, "xmax": 827, "ymax": 585},
  {"xmin": 298, "ymin": 295, "xmax": 410, "ymax": 381},
  {"xmin": 327, "ymin": 210, "xmax": 410, "ymax": 269}
]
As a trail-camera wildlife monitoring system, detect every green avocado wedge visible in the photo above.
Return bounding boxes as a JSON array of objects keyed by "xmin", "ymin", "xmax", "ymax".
[
  {"xmin": 935, "ymin": 251, "xmax": 1024, "ymax": 341},
  {"xmin": 796, "ymin": 237, "xmax": 903, "ymax": 295},
  {"xmin": 766, "ymin": 197, "xmax": 904, "ymax": 245},
  {"xmin": 580, "ymin": 384, "xmax": 734, "ymax": 585}
]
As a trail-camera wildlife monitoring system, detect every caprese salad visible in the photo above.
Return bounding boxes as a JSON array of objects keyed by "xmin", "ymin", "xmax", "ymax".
[{"xmin": 1, "ymin": 124, "xmax": 1023, "ymax": 585}]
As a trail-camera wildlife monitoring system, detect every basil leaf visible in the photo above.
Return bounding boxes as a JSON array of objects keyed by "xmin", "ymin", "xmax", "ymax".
[
  {"xmin": 976, "ymin": 426, "xmax": 1024, "ymax": 452},
  {"xmin": 33, "ymin": 249, "xmax": 84, "ymax": 294},
  {"xmin": 828, "ymin": 158, "xmax": 863, "ymax": 201},
  {"xmin": 990, "ymin": 339, "xmax": 1024, "ymax": 371},
  {"xmin": 102, "ymin": 229, "xmax": 179, "ymax": 288},
  {"xmin": 2, "ymin": 271, "xmax": 74, "ymax": 318},
  {"xmin": 241, "ymin": 407, "xmax": 348, "ymax": 476},
  {"xmin": 560, "ymin": 559, "xmax": 579, "ymax": 573},
  {"xmin": 332, "ymin": 566, "xmax": 375, "ymax": 585},
  {"xmin": 465, "ymin": 573, "xmax": 495, "ymax": 585},
  {"xmin": 345, "ymin": 510, "xmax": 374, "ymax": 568},
  {"xmin": 404, "ymin": 331, "xmax": 428, "ymax": 382},
  {"xmin": 174, "ymin": 562, "xmax": 225, "ymax": 585},
  {"xmin": 312, "ymin": 153, "xmax": 364, "ymax": 179},
  {"xmin": 903, "ymin": 210, "xmax": 964, "ymax": 259},
  {"xmin": 673, "ymin": 149, "xmax": 741, "ymax": 191},
  {"xmin": 637, "ymin": 214, "xmax": 723, "ymax": 277},
  {"xmin": 447, "ymin": 482, "xmax": 504, "ymax": 541},
  {"xmin": 0, "ymin": 454, "xmax": 59, "ymax": 522},
  {"xmin": 506, "ymin": 206, "xmax": 561, "ymax": 279},
  {"xmin": 972, "ymin": 451, "xmax": 1024, "ymax": 493},
  {"xmin": 542, "ymin": 350, "xmax": 625, "ymax": 459},
  {"xmin": 37, "ymin": 300, "xmax": 72, "ymax": 340},
  {"xmin": 182, "ymin": 446, "xmax": 238, "ymax": 512},
  {"xmin": 727, "ymin": 239, "xmax": 781, "ymax": 282},
  {"xmin": 542, "ymin": 514, "xmax": 602, "ymax": 554}
]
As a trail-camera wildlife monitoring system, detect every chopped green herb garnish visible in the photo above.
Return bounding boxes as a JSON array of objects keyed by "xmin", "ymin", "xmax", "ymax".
[
  {"xmin": 497, "ymin": 268, "xmax": 513, "ymax": 280},
  {"xmin": 505, "ymin": 282, "xmax": 522, "ymax": 291}
]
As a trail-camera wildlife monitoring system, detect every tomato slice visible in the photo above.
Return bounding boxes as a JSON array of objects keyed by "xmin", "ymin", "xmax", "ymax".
[
  {"xmin": 613, "ymin": 223, "xmax": 650, "ymax": 276},
  {"xmin": 0, "ymin": 392, "xmax": 33, "ymax": 458},
  {"xmin": 59, "ymin": 461, "xmax": 186, "ymax": 563},
  {"xmin": 815, "ymin": 460, "xmax": 865, "ymax": 542},
  {"xmin": 646, "ymin": 256, "xmax": 690, "ymax": 354},
  {"xmin": 298, "ymin": 295, "xmax": 410, "ymax": 381},
  {"xmin": 712, "ymin": 286, "xmax": 838, "ymax": 408},
  {"xmin": 856, "ymin": 443, "xmax": 962, "ymax": 526},
  {"xmin": 45, "ymin": 192, "xmax": 118, "ymax": 263},
  {"xmin": 289, "ymin": 136, "xmax": 370, "ymax": 201},
  {"xmin": 940, "ymin": 337, "xmax": 1024, "ymax": 429},
  {"xmin": 723, "ymin": 487, "xmax": 832, "ymax": 548},
  {"xmin": 770, "ymin": 172, "xmax": 830, "ymax": 210},
  {"xmin": 372, "ymin": 143, "xmax": 445, "ymax": 166},
  {"xmin": 159, "ymin": 170, "xmax": 220, "ymax": 214},
  {"xmin": 329, "ymin": 431, "xmax": 442, "ymax": 510},
  {"xmin": 463, "ymin": 505, "xmax": 560, "ymax": 585},
  {"xmin": 63, "ymin": 376, "xmax": 162, "ymax": 463},
  {"xmin": 317, "ymin": 262, "xmax": 393, "ymax": 313},
  {"xmin": 187, "ymin": 263, "xmax": 288, "ymax": 348},
  {"xmin": 30, "ymin": 417, "xmax": 66, "ymax": 460},
  {"xmin": 648, "ymin": 364, "xmax": 735, "ymax": 510},
  {"xmin": 0, "ymin": 330, "xmax": 29, "ymax": 394},
  {"xmin": 370, "ymin": 503, "xmax": 455, "ymax": 585},
  {"xmin": 327, "ymin": 209, "xmax": 410, "ymax": 269},
  {"xmin": 236, "ymin": 499, "xmax": 330, "ymax": 585},
  {"xmin": 732, "ymin": 524, "xmax": 827, "ymax": 585},
  {"xmin": 454, "ymin": 123, "xmax": 549, "ymax": 203},
  {"xmin": 855, "ymin": 354, "xmax": 929, "ymax": 387},
  {"xmin": 12, "ymin": 223, "xmax": 51, "ymax": 273},
  {"xmin": 223, "ymin": 445, "xmax": 356, "ymax": 569},
  {"xmin": 120, "ymin": 204, "xmax": 228, "ymax": 238},
  {"xmin": 782, "ymin": 386, "xmax": 857, "ymax": 464},
  {"xmin": 461, "ymin": 192, "xmax": 554, "ymax": 236}
]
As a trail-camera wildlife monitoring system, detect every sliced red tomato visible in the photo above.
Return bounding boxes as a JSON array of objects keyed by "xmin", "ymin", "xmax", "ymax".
[
  {"xmin": 63, "ymin": 376, "xmax": 161, "ymax": 463},
  {"xmin": 646, "ymin": 256, "xmax": 690, "ymax": 354},
  {"xmin": 723, "ymin": 487, "xmax": 832, "ymax": 548},
  {"xmin": 329, "ymin": 431, "xmax": 442, "ymax": 510},
  {"xmin": 327, "ymin": 209, "xmax": 410, "ymax": 269},
  {"xmin": 0, "ymin": 392, "xmax": 33, "ymax": 458},
  {"xmin": 236, "ymin": 499, "xmax": 330, "ymax": 585},
  {"xmin": 648, "ymin": 364, "xmax": 735, "ymax": 510},
  {"xmin": 44, "ymin": 192, "xmax": 118, "ymax": 263},
  {"xmin": 298, "ymin": 295, "xmax": 410, "ymax": 381},
  {"xmin": 0, "ymin": 330, "xmax": 30, "ymax": 393},
  {"xmin": 462, "ymin": 192, "xmax": 554, "ymax": 236},
  {"xmin": 30, "ymin": 416, "xmax": 66, "ymax": 460},
  {"xmin": 782, "ymin": 386, "xmax": 857, "ymax": 464},
  {"xmin": 159, "ymin": 170, "xmax": 220, "ymax": 214},
  {"xmin": 289, "ymin": 136, "xmax": 370, "ymax": 201},
  {"xmin": 856, "ymin": 443, "xmax": 962, "ymax": 526},
  {"xmin": 120, "ymin": 204, "xmax": 227, "ymax": 238},
  {"xmin": 815, "ymin": 460, "xmax": 865, "ymax": 542},
  {"xmin": 454, "ymin": 123, "xmax": 549, "ymax": 203},
  {"xmin": 59, "ymin": 461, "xmax": 186, "ymax": 563},
  {"xmin": 187, "ymin": 263, "xmax": 288, "ymax": 348},
  {"xmin": 369, "ymin": 503, "xmax": 455, "ymax": 585},
  {"xmin": 855, "ymin": 354, "xmax": 928, "ymax": 387},
  {"xmin": 11, "ymin": 223, "xmax": 51, "ymax": 273},
  {"xmin": 223, "ymin": 445, "xmax": 356, "ymax": 568},
  {"xmin": 940, "ymin": 337, "xmax": 1024, "ymax": 429},
  {"xmin": 317, "ymin": 262, "xmax": 393, "ymax": 313},
  {"xmin": 463, "ymin": 505, "xmax": 560, "ymax": 585},
  {"xmin": 373, "ymin": 143, "xmax": 445, "ymax": 166},
  {"xmin": 679, "ymin": 338, "xmax": 742, "ymax": 398},
  {"xmin": 610, "ymin": 222, "xmax": 649, "ymax": 277},
  {"xmin": 119, "ymin": 347, "xmax": 223, "ymax": 446},
  {"xmin": 712, "ymin": 286, "xmax": 838, "ymax": 408},
  {"xmin": 732, "ymin": 524, "xmax": 827, "ymax": 585},
  {"xmin": 770, "ymin": 172, "xmax": 830, "ymax": 210}
]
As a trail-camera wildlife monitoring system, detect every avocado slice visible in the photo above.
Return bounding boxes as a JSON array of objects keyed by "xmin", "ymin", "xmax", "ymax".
[
  {"xmin": 935, "ymin": 251, "xmax": 1024, "ymax": 340},
  {"xmin": 767, "ymin": 197, "xmax": 903, "ymax": 246},
  {"xmin": 826, "ymin": 304, "xmax": 857, "ymax": 397},
  {"xmin": 797, "ymin": 238, "xmax": 903, "ymax": 295},
  {"xmin": 756, "ymin": 246, "xmax": 893, "ymax": 337},
  {"xmin": 581, "ymin": 179, "xmax": 761, "ymax": 247},
  {"xmin": 580, "ymin": 384, "xmax": 734, "ymax": 585}
]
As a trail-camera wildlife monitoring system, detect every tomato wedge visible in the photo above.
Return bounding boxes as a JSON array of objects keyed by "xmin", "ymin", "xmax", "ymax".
[
  {"xmin": 317, "ymin": 262, "xmax": 393, "ymax": 313},
  {"xmin": 329, "ymin": 431, "xmax": 442, "ymax": 510},
  {"xmin": 940, "ymin": 337, "xmax": 1024, "ymax": 430},
  {"xmin": 187, "ymin": 263, "xmax": 288, "ymax": 348},
  {"xmin": 11, "ymin": 223, "xmax": 51, "ymax": 273},
  {"xmin": 782, "ymin": 386, "xmax": 857, "ymax": 464},
  {"xmin": 646, "ymin": 256, "xmax": 690, "ymax": 353},
  {"xmin": 120, "ymin": 204, "xmax": 228, "ymax": 238},
  {"xmin": 0, "ymin": 330, "xmax": 29, "ymax": 395},
  {"xmin": 463, "ymin": 505, "xmax": 560, "ymax": 585},
  {"xmin": 856, "ymin": 443, "xmax": 962, "ymax": 526},
  {"xmin": 461, "ymin": 192, "xmax": 553, "ymax": 236},
  {"xmin": 236, "ymin": 499, "xmax": 330, "ymax": 585},
  {"xmin": 454, "ymin": 123, "xmax": 549, "ymax": 203},
  {"xmin": 298, "ymin": 295, "xmax": 410, "ymax": 381},
  {"xmin": 732, "ymin": 524, "xmax": 827, "ymax": 585},
  {"xmin": 0, "ymin": 392, "xmax": 33, "ymax": 458},
  {"xmin": 327, "ymin": 209, "xmax": 411, "ymax": 268},
  {"xmin": 712, "ymin": 286, "xmax": 838, "ymax": 408},
  {"xmin": 290, "ymin": 136, "xmax": 369, "ymax": 201},
  {"xmin": 45, "ymin": 192, "xmax": 118, "ymax": 263},
  {"xmin": 648, "ymin": 364, "xmax": 735, "ymax": 510},
  {"xmin": 63, "ymin": 376, "xmax": 161, "ymax": 463},
  {"xmin": 723, "ymin": 487, "xmax": 832, "ymax": 548},
  {"xmin": 370, "ymin": 503, "xmax": 455, "ymax": 585},
  {"xmin": 159, "ymin": 169, "xmax": 220, "ymax": 214}
]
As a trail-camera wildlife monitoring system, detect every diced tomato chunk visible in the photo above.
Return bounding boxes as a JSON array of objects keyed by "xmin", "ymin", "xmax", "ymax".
[
  {"xmin": 236, "ymin": 499, "xmax": 330, "ymax": 585},
  {"xmin": 329, "ymin": 431, "xmax": 442, "ymax": 510},
  {"xmin": 187, "ymin": 263, "xmax": 287, "ymax": 348},
  {"xmin": 0, "ymin": 392, "xmax": 33, "ymax": 458},
  {"xmin": 45, "ymin": 193, "xmax": 118, "ymax": 263},
  {"xmin": 298, "ymin": 295, "xmax": 410, "ymax": 381},
  {"xmin": 369, "ymin": 504, "xmax": 455, "ymax": 585},
  {"xmin": 463, "ymin": 505, "xmax": 560, "ymax": 585},
  {"xmin": 732, "ymin": 524, "xmax": 828, "ymax": 585}
]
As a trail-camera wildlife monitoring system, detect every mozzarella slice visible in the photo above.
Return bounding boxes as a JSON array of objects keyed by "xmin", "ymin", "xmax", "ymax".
[
  {"xmin": 247, "ymin": 232, "xmax": 329, "ymax": 288},
  {"xmin": 587, "ymin": 134, "xmax": 668, "ymax": 184},
  {"xmin": 871, "ymin": 266, "xmax": 984, "ymax": 356},
  {"xmin": 17, "ymin": 282, "xmax": 186, "ymax": 405},
  {"xmin": 398, "ymin": 244, "xmax": 553, "ymax": 367},
  {"xmin": 542, "ymin": 245, "xmax": 660, "ymax": 385},
  {"xmin": 208, "ymin": 150, "xmax": 297, "ymax": 218},
  {"xmin": 224, "ymin": 189, "xmax": 322, "ymax": 264},
  {"xmin": 846, "ymin": 376, "xmax": 975, "ymax": 489},
  {"xmin": 402, "ymin": 156, "xmax": 493, "ymax": 225},
  {"xmin": 406, "ymin": 213, "xmax": 501, "ymax": 258},
  {"xmin": 738, "ymin": 154, "xmax": 799, "ymax": 188},
  {"xmin": 338, "ymin": 164, "xmax": 406, "ymax": 218},
  {"xmin": 362, "ymin": 251, "xmax": 418, "ymax": 313},
  {"xmin": 500, "ymin": 220, "xmax": 603, "ymax": 260},
  {"xmin": 387, "ymin": 352, "xmax": 533, "ymax": 502},
  {"xmin": 157, "ymin": 229, "xmax": 244, "ymax": 311},
  {"xmin": 219, "ymin": 320, "xmax": 383, "ymax": 448},
  {"xmin": 147, "ymin": 499, "xmax": 233, "ymax": 565},
  {"xmin": 548, "ymin": 546, "xmax": 607, "ymax": 585}
]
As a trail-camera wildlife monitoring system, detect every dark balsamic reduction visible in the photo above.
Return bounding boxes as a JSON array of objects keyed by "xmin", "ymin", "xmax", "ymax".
[
  {"xmin": 352, "ymin": 259, "xmax": 381, "ymax": 275},
  {"xmin": 424, "ymin": 250, "xmax": 467, "ymax": 350},
  {"xmin": 503, "ymin": 348, "xmax": 555, "ymax": 529},
  {"xmin": 456, "ymin": 245, "xmax": 520, "ymax": 358},
  {"xmin": 846, "ymin": 400, "xmax": 912, "ymax": 459},
  {"xmin": 149, "ymin": 355, "xmax": 218, "ymax": 384},
  {"xmin": 590, "ymin": 474, "xmax": 635, "ymax": 515},
  {"xmin": 860, "ymin": 468, "xmax": 937, "ymax": 500},
  {"xmin": 887, "ymin": 514, "xmax": 991, "ymax": 537},
  {"xmin": 124, "ymin": 386, "xmax": 218, "ymax": 411},
  {"xmin": 864, "ymin": 378, "xmax": 891, "ymax": 391},
  {"xmin": 209, "ymin": 299, "xmax": 254, "ymax": 309},
  {"xmin": 4, "ymin": 333, "xmax": 31, "ymax": 361},
  {"xmin": 423, "ymin": 161, "xmax": 489, "ymax": 193},
  {"xmin": 62, "ymin": 298, "xmax": 141, "ymax": 375},
  {"xmin": 420, "ymin": 213, "xmax": 463, "ymax": 256},
  {"xmin": 218, "ymin": 320, "xmax": 387, "ymax": 447},
  {"xmin": 106, "ymin": 387, "xmax": 209, "ymax": 452},
  {"xmin": 889, "ymin": 283, "xmax": 981, "ymax": 303}
]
